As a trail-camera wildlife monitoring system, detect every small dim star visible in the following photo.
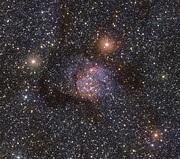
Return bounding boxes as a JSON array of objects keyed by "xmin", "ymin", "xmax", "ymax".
[
  {"xmin": 162, "ymin": 75, "xmax": 165, "ymax": 79},
  {"xmin": 150, "ymin": 144, "xmax": 155, "ymax": 147},
  {"xmin": 16, "ymin": 156, "xmax": 20, "ymax": 159},
  {"xmin": 24, "ymin": 95, "xmax": 28, "ymax": 99}
]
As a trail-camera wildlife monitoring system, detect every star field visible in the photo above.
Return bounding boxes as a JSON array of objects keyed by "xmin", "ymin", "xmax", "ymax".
[{"xmin": 0, "ymin": 0, "xmax": 179, "ymax": 158}]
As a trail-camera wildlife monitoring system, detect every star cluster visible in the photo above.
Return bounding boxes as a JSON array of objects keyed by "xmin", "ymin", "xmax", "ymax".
[
  {"xmin": 1, "ymin": 0, "xmax": 179, "ymax": 158},
  {"xmin": 76, "ymin": 65, "xmax": 114, "ymax": 99}
]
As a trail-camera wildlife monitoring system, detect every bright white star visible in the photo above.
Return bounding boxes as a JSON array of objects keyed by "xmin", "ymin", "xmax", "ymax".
[
  {"xmin": 31, "ymin": 59, "xmax": 36, "ymax": 64},
  {"xmin": 105, "ymin": 42, "xmax": 109, "ymax": 47}
]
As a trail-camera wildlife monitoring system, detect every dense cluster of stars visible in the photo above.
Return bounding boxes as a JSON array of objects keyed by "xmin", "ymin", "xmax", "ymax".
[{"xmin": 1, "ymin": 0, "xmax": 179, "ymax": 158}]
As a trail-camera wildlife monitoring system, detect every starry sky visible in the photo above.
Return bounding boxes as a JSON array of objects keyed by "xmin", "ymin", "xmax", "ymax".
[{"xmin": 0, "ymin": 0, "xmax": 179, "ymax": 158}]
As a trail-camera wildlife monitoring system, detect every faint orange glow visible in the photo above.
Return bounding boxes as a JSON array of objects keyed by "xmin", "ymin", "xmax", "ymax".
[
  {"xmin": 154, "ymin": 133, "xmax": 159, "ymax": 138},
  {"xmin": 152, "ymin": 131, "xmax": 162, "ymax": 140},
  {"xmin": 99, "ymin": 37, "xmax": 116, "ymax": 53}
]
